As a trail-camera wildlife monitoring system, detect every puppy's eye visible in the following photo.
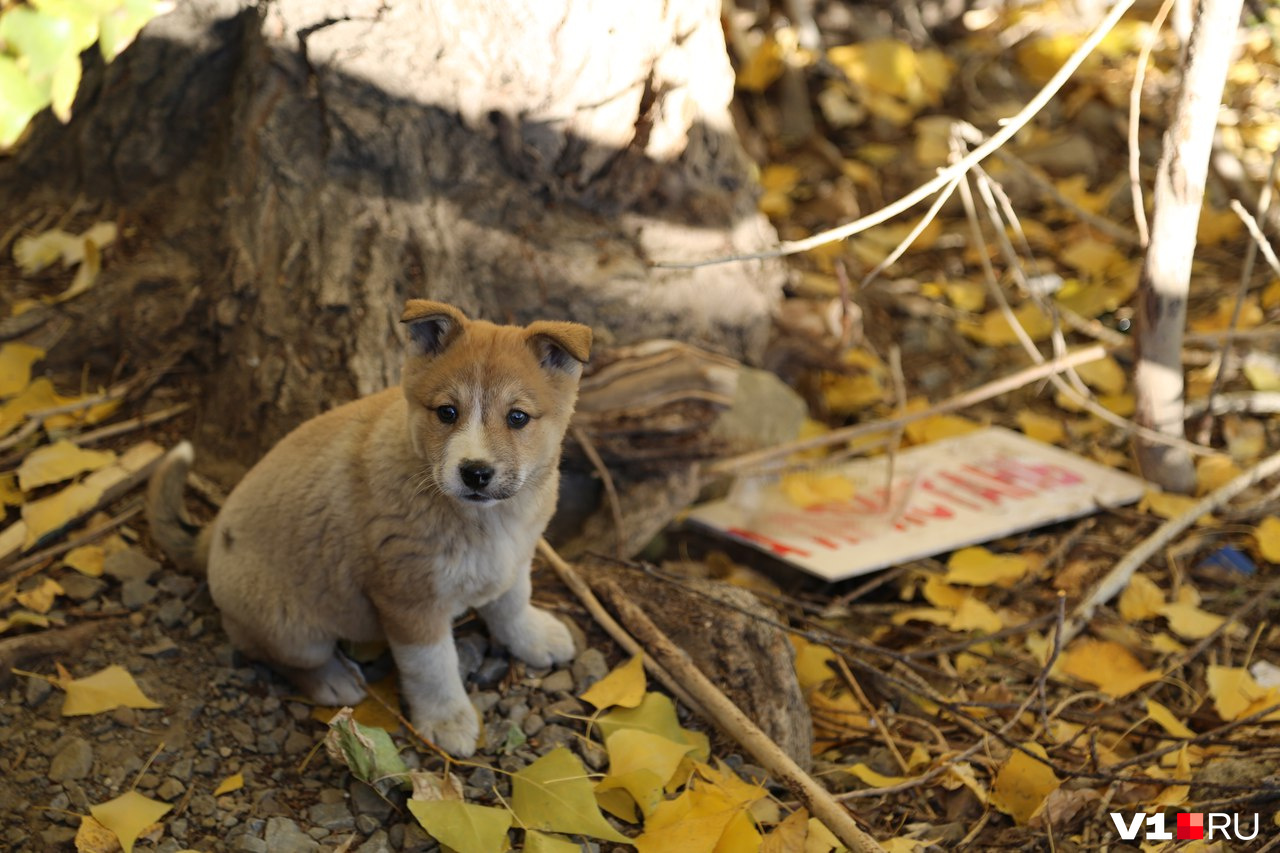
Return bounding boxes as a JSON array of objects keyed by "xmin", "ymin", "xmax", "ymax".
[
  {"xmin": 436, "ymin": 405, "xmax": 458, "ymax": 424},
  {"xmin": 507, "ymin": 410, "xmax": 530, "ymax": 429}
]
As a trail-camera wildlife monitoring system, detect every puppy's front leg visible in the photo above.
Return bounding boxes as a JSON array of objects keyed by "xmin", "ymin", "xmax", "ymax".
[
  {"xmin": 380, "ymin": 607, "xmax": 478, "ymax": 757},
  {"xmin": 479, "ymin": 568, "xmax": 576, "ymax": 668}
]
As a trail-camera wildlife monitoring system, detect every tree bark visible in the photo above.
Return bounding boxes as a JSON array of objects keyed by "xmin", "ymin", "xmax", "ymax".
[
  {"xmin": 1132, "ymin": 0, "xmax": 1242, "ymax": 492},
  {"xmin": 0, "ymin": 0, "xmax": 784, "ymax": 474}
]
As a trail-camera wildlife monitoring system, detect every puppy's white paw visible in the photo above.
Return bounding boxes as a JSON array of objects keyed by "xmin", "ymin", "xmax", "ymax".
[
  {"xmin": 413, "ymin": 699, "xmax": 480, "ymax": 757},
  {"xmin": 505, "ymin": 608, "xmax": 576, "ymax": 668},
  {"xmin": 296, "ymin": 656, "xmax": 368, "ymax": 707}
]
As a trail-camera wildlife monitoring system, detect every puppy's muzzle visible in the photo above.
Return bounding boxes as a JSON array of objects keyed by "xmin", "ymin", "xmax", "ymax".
[{"xmin": 459, "ymin": 460, "xmax": 495, "ymax": 491}]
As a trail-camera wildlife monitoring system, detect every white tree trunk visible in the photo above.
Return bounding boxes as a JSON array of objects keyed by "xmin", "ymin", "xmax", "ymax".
[{"xmin": 1132, "ymin": 0, "xmax": 1242, "ymax": 491}]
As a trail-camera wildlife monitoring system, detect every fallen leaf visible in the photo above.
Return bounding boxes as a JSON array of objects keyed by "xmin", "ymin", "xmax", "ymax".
[
  {"xmin": 323, "ymin": 707, "xmax": 409, "ymax": 791},
  {"xmin": 17, "ymin": 439, "xmax": 117, "ymax": 491},
  {"xmin": 524, "ymin": 830, "xmax": 581, "ymax": 853},
  {"xmin": 0, "ymin": 342, "xmax": 44, "ymax": 398},
  {"xmin": 89, "ymin": 790, "xmax": 171, "ymax": 853},
  {"xmin": 15, "ymin": 577, "xmax": 63, "ymax": 613},
  {"xmin": 13, "ymin": 228, "xmax": 82, "ymax": 274},
  {"xmin": 714, "ymin": 809, "xmax": 762, "ymax": 853},
  {"xmin": 1139, "ymin": 490, "xmax": 1213, "ymax": 526},
  {"xmin": 1146, "ymin": 699, "xmax": 1195, "ymax": 739},
  {"xmin": 61, "ymin": 665, "xmax": 161, "ymax": 716},
  {"xmin": 213, "ymin": 773, "xmax": 244, "ymax": 797},
  {"xmin": 956, "ymin": 302, "xmax": 1054, "ymax": 347},
  {"xmin": 945, "ymin": 546, "xmax": 1032, "ymax": 586},
  {"xmin": 313, "ymin": 673, "xmax": 402, "ymax": 732},
  {"xmin": 780, "ymin": 472, "xmax": 856, "ymax": 508},
  {"xmin": 0, "ymin": 610, "xmax": 50, "ymax": 634},
  {"xmin": 407, "ymin": 800, "xmax": 512, "ymax": 853},
  {"xmin": 809, "ymin": 689, "xmax": 869, "ymax": 752},
  {"xmin": 580, "ymin": 654, "xmax": 646, "ymax": 710},
  {"xmin": 990, "ymin": 743, "xmax": 1060, "ymax": 826},
  {"xmin": 1015, "ymin": 410, "xmax": 1065, "ymax": 445},
  {"xmin": 1058, "ymin": 639, "xmax": 1161, "ymax": 697},
  {"xmin": 822, "ymin": 372, "xmax": 886, "ymax": 415},
  {"xmin": 22, "ymin": 481, "xmax": 104, "ymax": 547},
  {"xmin": 1243, "ymin": 352, "xmax": 1280, "ymax": 392},
  {"xmin": 904, "ymin": 412, "xmax": 983, "ymax": 444},
  {"xmin": 597, "ymin": 728, "xmax": 697, "ymax": 817},
  {"xmin": 1059, "ymin": 239, "xmax": 1128, "ymax": 280},
  {"xmin": 0, "ymin": 473, "xmax": 20, "ymax": 506},
  {"xmin": 63, "ymin": 544, "xmax": 106, "ymax": 577},
  {"xmin": 511, "ymin": 747, "xmax": 629, "ymax": 843},
  {"xmin": 805, "ymin": 816, "xmax": 843, "ymax": 853},
  {"xmin": 1206, "ymin": 666, "xmax": 1280, "ymax": 722},
  {"xmin": 1117, "ymin": 574, "xmax": 1165, "ymax": 621},
  {"xmin": 846, "ymin": 763, "xmax": 909, "ymax": 788},
  {"xmin": 635, "ymin": 784, "xmax": 751, "ymax": 853},
  {"xmin": 790, "ymin": 635, "xmax": 839, "ymax": 690},
  {"xmin": 0, "ymin": 377, "xmax": 68, "ymax": 439},
  {"xmin": 1073, "ymin": 355, "xmax": 1127, "ymax": 394},
  {"xmin": 761, "ymin": 808, "xmax": 808, "ymax": 853},
  {"xmin": 1255, "ymin": 517, "xmax": 1280, "ymax": 563},
  {"xmin": 1195, "ymin": 455, "xmax": 1242, "ymax": 495},
  {"xmin": 736, "ymin": 34, "xmax": 785, "ymax": 92},
  {"xmin": 597, "ymin": 693, "xmax": 710, "ymax": 761},
  {"xmin": 948, "ymin": 597, "xmax": 1004, "ymax": 633},
  {"xmin": 1158, "ymin": 599, "xmax": 1228, "ymax": 641},
  {"xmin": 73, "ymin": 815, "xmax": 120, "ymax": 853}
]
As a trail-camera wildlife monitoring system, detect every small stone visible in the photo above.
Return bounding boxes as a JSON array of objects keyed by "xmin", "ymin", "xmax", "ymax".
[
  {"xmin": 263, "ymin": 817, "xmax": 320, "ymax": 853},
  {"xmin": 521, "ymin": 713, "xmax": 545, "ymax": 737},
  {"xmin": 234, "ymin": 837, "xmax": 269, "ymax": 853},
  {"xmin": 140, "ymin": 636, "xmax": 181, "ymax": 657},
  {"xmin": 355, "ymin": 829, "xmax": 393, "ymax": 853},
  {"xmin": 157, "ymin": 778, "xmax": 185, "ymax": 801},
  {"xmin": 543, "ymin": 697, "xmax": 585, "ymax": 719},
  {"xmin": 187, "ymin": 794, "xmax": 217, "ymax": 817},
  {"xmin": 581, "ymin": 741, "xmax": 608, "ymax": 771},
  {"xmin": 571, "ymin": 648, "xmax": 608, "ymax": 690},
  {"xmin": 349, "ymin": 782, "xmax": 393, "ymax": 820},
  {"xmin": 111, "ymin": 707, "xmax": 138, "ymax": 727},
  {"xmin": 284, "ymin": 730, "xmax": 314, "ymax": 755},
  {"xmin": 473, "ymin": 657, "xmax": 509, "ymax": 689},
  {"xmin": 308, "ymin": 800, "xmax": 354, "ymax": 830},
  {"xmin": 455, "ymin": 633, "xmax": 487, "ymax": 679},
  {"xmin": 103, "ymin": 549, "xmax": 160, "ymax": 582},
  {"xmin": 535, "ymin": 724, "xmax": 577, "ymax": 752},
  {"xmin": 468, "ymin": 766, "xmax": 497, "ymax": 792},
  {"xmin": 40, "ymin": 827, "xmax": 77, "ymax": 847},
  {"xmin": 470, "ymin": 691, "xmax": 501, "ymax": 714},
  {"xmin": 170, "ymin": 758, "xmax": 193, "ymax": 782},
  {"xmin": 120, "ymin": 578, "xmax": 158, "ymax": 610},
  {"xmin": 306, "ymin": 827, "xmax": 330, "ymax": 840},
  {"xmin": 58, "ymin": 574, "xmax": 106, "ymax": 602},
  {"xmin": 355, "ymin": 814, "xmax": 381, "ymax": 835},
  {"xmin": 399, "ymin": 822, "xmax": 434, "ymax": 852},
  {"xmin": 155, "ymin": 598, "xmax": 187, "ymax": 628},
  {"xmin": 157, "ymin": 574, "xmax": 197, "ymax": 597},
  {"xmin": 24, "ymin": 675, "xmax": 52, "ymax": 707},
  {"xmin": 187, "ymin": 617, "xmax": 206, "ymax": 639},
  {"xmin": 540, "ymin": 670, "xmax": 574, "ymax": 693},
  {"xmin": 48, "ymin": 737, "xmax": 93, "ymax": 782},
  {"xmin": 227, "ymin": 719, "xmax": 255, "ymax": 748},
  {"xmin": 44, "ymin": 792, "xmax": 71, "ymax": 821}
]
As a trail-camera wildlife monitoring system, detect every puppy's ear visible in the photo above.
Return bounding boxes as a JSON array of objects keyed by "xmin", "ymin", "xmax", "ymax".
[
  {"xmin": 402, "ymin": 300, "xmax": 467, "ymax": 356},
  {"xmin": 525, "ymin": 321, "xmax": 592, "ymax": 372}
]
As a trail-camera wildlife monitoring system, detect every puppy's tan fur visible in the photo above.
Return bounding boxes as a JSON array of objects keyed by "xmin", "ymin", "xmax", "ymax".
[{"xmin": 148, "ymin": 301, "xmax": 591, "ymax": 755}]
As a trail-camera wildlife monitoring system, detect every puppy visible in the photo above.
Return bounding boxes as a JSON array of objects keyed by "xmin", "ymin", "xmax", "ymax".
[{"xmin": 147, "ymin": 300, "xmax": 591, "ymax": 756}]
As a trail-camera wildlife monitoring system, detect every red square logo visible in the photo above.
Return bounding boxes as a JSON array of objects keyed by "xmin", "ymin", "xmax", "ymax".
[{"xmin": 1177, "ymin": 812, "xmax": 1204, "ymax": 840}]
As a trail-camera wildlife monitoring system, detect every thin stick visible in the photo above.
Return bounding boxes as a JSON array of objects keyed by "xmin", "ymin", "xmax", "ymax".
[
  {"xmin": 653, "ymin": 0, "xmax": 1136, "ymax": 269},
  {"xmin": 1230, "ymin": 198, "xmax": 1280, "ymax": 280},
  {"xmin": 1062, "ymin": 447, "xmax": 1280, "ymax": 644},
  {"xmin": 592, "ymin": 573, "xmax": 885, "ymax": 853},
  {"xmin": 570, "ymin": 426, "xmax": 625, "ymax": 559},
  {"xmin": 535, "ymin": 540, "xmax": 701, "ymax": 714},
  {"xmin": 706, "ymin": 345, "xmax": 1107, "ymax": 477},
  {"xmin": 1128, "ymin": 0, "xmax": 1177, "ymax": 247},
  {"xmin": 859, "ymin": 174, "xmax": 963, "ymax": 289},
  {"xmin": 0, "ymin": 502, "xmax": 142, "ymax": 581},
  {"xmin": 75, "ymin": 403, "xmax": 191, "ymax": 446}
]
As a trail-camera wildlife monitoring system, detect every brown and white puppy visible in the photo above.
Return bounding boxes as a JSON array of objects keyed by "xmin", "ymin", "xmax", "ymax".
[{"xmin": 147, "ymin": 301, "xmax": 591, "ymax": 756}]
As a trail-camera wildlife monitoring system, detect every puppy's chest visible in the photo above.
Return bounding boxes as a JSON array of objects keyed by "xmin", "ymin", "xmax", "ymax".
[{"xmin": 438, "ymin": 521, "xmax": 536, "ymax": 605}]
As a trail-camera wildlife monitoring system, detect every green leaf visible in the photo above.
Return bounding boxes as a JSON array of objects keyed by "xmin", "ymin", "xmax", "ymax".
[
  {"xmin": 511, "ymin": 747, "xmax": 631, "ymax": 844},
  {"xmin": 0, "ymin": 7, "xmax": 76, "ymax": 80},
  {"xmin": 0, "ymin": 54, "xmax": 50, "ymax": 148},
  {"xmin": 98, "ymin": 0, "xmax": 170, "ymax": 61},
  {"xmin": 323, "ymin": 707, "xmax": 410, "ymax": 790},
  {"xmin": 525, "ymin": 830, "xmax": 583, "ymax": 853},
  {"xmin": 49, "ymin": 52, "xmax": 82, "ymax": 121},
  {"xmin": 597, "ymin": 692, "xmax": 710, "ymax": 762},
  {"xmin": 407, "ymin": 800, "xmax": 512, "ymax": 853}
]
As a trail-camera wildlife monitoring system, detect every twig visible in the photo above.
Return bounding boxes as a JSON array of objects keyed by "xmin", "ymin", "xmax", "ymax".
[
  {"xmin": 535, "ymin": 540, "xmax": 701, "ymax": 714},
  {"xmin": 1230, "ymin": 198, "xmax": 1280, "ymax": 280},
  {"xmin": 0, "ymin": 502, "xmax": 142, "ymax": 581},
  {"xmin": 653, "ymin": 0, "xmax": 1137, "ymax": 269},
  {"xmin": 570, "ymin": 426, "xmax": 625, "ymax": 559},
  {"xmin": 0, "ymin": 621, "xmax": 110, "ymax": 687},
  {"xmin": 75, "ymin": 403, "xmax": 191, "ymax": 446},
  {"xmin": 859, "ymin": 174, "xmax": 963, "ymax": 289},
  {"xmin": 1128, "ymin": 0, "xmax": 1177, "ymax": 247},
  {"xmin": 707, "ymin": 345, "xmax": 1108, "ymax": 477},
  {"xmin": 988, "ymin": 147, "xmax": 1140, "ymax": 246},
  {"xmin": 591, "ymin": 573, "xmax": 886, "ymax": 853},
  {"xmin": 1062, "ymin": 446, "xmax": 1280, "ymax": 644},
  {"xmin": 1184, "ymin": 391, "xmax": 1280, "ymax": 417}
]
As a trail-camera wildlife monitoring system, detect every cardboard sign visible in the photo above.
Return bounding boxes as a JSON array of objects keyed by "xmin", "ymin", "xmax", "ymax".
[{"xmin": 689, "ymin": 427, "xmax": 1148, "ymax": 582}]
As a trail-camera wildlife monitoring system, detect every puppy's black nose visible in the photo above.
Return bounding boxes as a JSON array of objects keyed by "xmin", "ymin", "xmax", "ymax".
[{"xmin": 460, "ymin": 460, "xmax": 494, "ymax": 490}]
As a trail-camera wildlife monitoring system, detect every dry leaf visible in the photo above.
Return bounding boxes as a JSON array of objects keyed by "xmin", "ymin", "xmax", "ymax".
[
  {"xmin": 15, "ymin": 577, "xmax": 63, "ymax": 613},
  {"xmin": 1206, "ymin": 666, "xmax": 1280, "ymax": 722},
  {"xmin": 89, "ymin": 791, "xmax": 171, "ymax": 853},
  {"xmin": 1117, "ymin": 574, "xmax": 1164, "ymax": 621},
  {"xmin": 1073, "ymin": 355, "xmax": 1126, "ymax": 394},
  {"xmin": 511, "ymin": 747, "xmax": 629, "ymax": 843},
  {"xmin": 1058, "ymin": 639, "xmax": 1160, "ymax": 697},
  {"xmin": 213, "ymin": 773, "xmax": 244, "ymax": 797},
  {"xmin": 1015, "ymin": 411, "xmax": 1065, "ymax": 445},
  {"xmin": 846, "ymin": 763, "xmax": 909, "ymax": 788},
  {"xmin": 64, "ymin": 544, "xmax": 106, "ymax": 577},
  {"xmin": 1146, "ymin": 699, "xmax": 1194, "ymax": 739},
  {"xmin": 0, "ymin": 473, "xmax": 21, "ymax": 506},
  {"xmin": 904, "ymin": 412, "xmax": 983, "ymax": 444},
  {"xmin": 74, "ymin": 815, "xmax": 122, "ymax": 853},
  {"xmin": 1158, "ymin": 599, "xmax": 1228, "ymax": 641},
  {"xmin": 1255, "ymin": 517, "xmax": 1280, "ymax": 564},
  {"xmin": 761, "ymin": 808, "xmax": 808, "ymax": 853},
  {"xmin": 597, "ymin": 729, "xmax": 696, "ymax": 817},
  {"xmin": 1139, "ymin": 490, "xmax": 1213, "ymax": 526},
  {"xmin": 525, "ymin": 830, "xmax": 582, "ymax": 853},
  {"xmin": 0, "ymin": 610, "xmax": 50, "ymax": 634},
  {"xmin": 60, "ymin": 664, "xmax": 162, "ymax": 716},
  {"xmin": 1195, "ymin": 455, "xmax": 1242, "ymax": 495},
  {"xmin": 580, "ymin": 654, "xmax": 646, "ymax": 710},
  {"xmin": 780, "ymin": 472, "xmax": 856, "ymax": 508},
  {"xmin": 945, "ymin": 546, "xmax": 1032, "ymax": 586},
  {"xmin": 0, "ymin": 342, "xmax": 45, "ymax": 398},
  {"xmin": 407, "ymin": 800, "xmax": 512, "ymax": 853},
  {"xmin": 991, "ymin": 742, "xmax": 1060, "ymax": 826},
  {"xmin": 22, "ymin": 482, "xmax": 105, "ymax": 547},
  {"xmin": 957, "ymin": 303, "xmax": 1054, "ymax": 347},
  {"xmin": 18, "ymin": 440, "xmax": 117, "ymax": 491},
  {"xmin": 789, "ymin": 635, "xmax": 839, "ymax": 690}
]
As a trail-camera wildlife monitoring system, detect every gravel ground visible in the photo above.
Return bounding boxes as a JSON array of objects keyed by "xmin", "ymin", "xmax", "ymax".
[{"xmin": 0, "ymin": 544, "xmax": 639, "ymax": 852}]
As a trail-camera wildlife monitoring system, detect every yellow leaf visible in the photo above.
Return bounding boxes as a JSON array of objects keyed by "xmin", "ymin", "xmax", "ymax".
[
  {"xmin": 1190, "ymin": 296, "xmax": 1263, "ymax": 333},
  {"xmin": 1073, "ymin": 356, "xmax": 1127, "ymax": 395},
  {"xmin": 957, "ymin": 302, "xmax": 1054, "ymax": 347},
  {"xmin": 64, "ymin": 544, "xmax": 106, "ymax": 577},
  {"xmin": 1059, "ymin": 639, "xmax": 1161, "ymax": 697},
  {"xmin": 636, "ymin": 785, "xmax": 747, "ymax": 853},
  {"xmin": 0, "ymin": 610, "xmax": 50, "ymax": 634},
  {"xmin": 696, "ymin": 760, "xmax": 768, "ymax": 810},
  {"xmin": 525, "ymin": 830, "xmax": 581, "ymax": 853},
  {"xmin": 1195, "ymin": 456, "xmax": 1241, "ymax": 495},
  {"xmin": 22, "ymin": 481, "xmax": 105, "ymax": 547},
  {"xmin": 1059, "ymin": 238, "xmax": 1128, "ymax": 280},
  {"xmin": 1197, "ymin": 206, "xmax": 1242, "ymax": 245},
  {"xmin": 990, "ymin": 743, "xmax": 1060, "ymax": 826},
  {"xmin": 1017, "ymin": 33, "xmax": 1098, "ymax": 83},
  {"xmin": 1146, "ymin": 699, "xmax": 1194, "ymax": 739},
  {"xmin": 1242, "ymin": 355, "xmax": 1280, "ymax": 392},
  {"xmin": 809, "ymin": 689, "xmax": 869, "ymax": 753},
  {"xmin": 511, "ymin": 747, "xmax": 628, "ymax": 843},
  {"xmin": 1158, "ymin": 600, "xmax": 1228, "ymax": 640},
  {"xmin": 1015, "ymin": 411, "xmax": 1065, "ymax": 445},
  {"xmin": 18, "ymin": 440, "xmax": 118, "ymax": 491},
  {"xmin": 597, "ymin": 693, "xmax": 710, "ymax": 761},
  {"xmin": 0, "ymin": 473, "xmax": 20, "ymax": 506},
  {"xmin": 89, "ymin": 791, "xmax": 172, "ymax": 853},
  {"xmin": 948, "ymin": 597, "xmax": 1004, "ymax": 633},
  {"xmin": 760, "ymin": 164, "xmax": 802, "ymax": 194},
  {"xmin": 846, "ymin": 763, "xmax": 909, "ymax": 788},
  {"xmin": 714, "ymin": 809, "xmax": 762, "ymax": 853},
  {"xmin": 938, "ymin": 280, "xmax": 986, "ymax": 312},
  {"xmin": 1256, "ymin": 517, "xmax": 1280, "ymax": 563},
  {"xmin": 1054, "ymin": 275, "xmax": 1138, "ymax": 320},
  {"xmin": 213, "ymin": 773, "xmax": 244, "ymax": 797},
  {"xmin": 822, "ymin": 373, "xmax": 885, "ymax": 415},
  {"xmin": 597, "ymin": 729, "xmax": 696, "ymax": 816},
  {"xmin": 74, "ymin": 815, "xmax": 121, "ymax": 853},
  {"xmin": 1148, "ymin": 632, "xmax": 1186, "ymax": 654},
  {"xmin": 904, "ymin": 413, "xmax": 983, "ymax": 444},
  {"xmin": 945, "ymin": 546, "xmax": 1032, "ymax": 587},
  {"xmin": 0, "ymin": 343, "xmax": 44, "ymax": 399},
  {"xmin": 780, "ymin": 472, "xmax": 856, "ymax": 509},
  {"xmin": 922, "ymin": 575, "xmax": 967, "ymax": 609},
  {"xmin": 13, "ymin": 228, "xmax": 82, "ymax": 274},
  {"xmin": 1117, "ymin": 574, "xmax": 1165, "ymax": 622},
  {"xmin": 1206, "ymin": 666, "xmax": 1280, "ymax": 722},
  {"xmin": 0, "ymin": 377, "xmax": 68, "ymax": 439},
  {"xmin": 407, "ymin": 800, "xmax": 512, "ymax": 853},
  {"xmin": 60, "ymin": 664, "xmax": 162, "ymax": 716},
  {"xmin": 313, "ymin": 673, "xmax": 403, "ymax": 732},
  {"xmin": 737, "ymin": 35, "xmax": 785, "ymax": 92},
  {"xmin": 581, "ymin": 654, "xmax": 646, "ymax": 710},
  {"xmin": 761, "ymin": 808, "xmax": 808, "ymax": 853},
  {"xmin": 805, "ymin": 816, "xmax": 842, "ymax": 853},
  {"xmin": 15, "ymin": 578, "xmax": 63, "ymax": 613},
  {"xmin": 1139, "ymin": 490, "xmax": 1213, "ymax": 526},
  {"xmin": 790, "ymin": 635, "xmax": 839, "ymax": 689},
  {"xmin": 595, "ymin": 787, "xmax": 638, "ymax": 823},
  {"xmin": 1262, "ymin": 277, "xmax": 1280, "ymax": 310}
]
